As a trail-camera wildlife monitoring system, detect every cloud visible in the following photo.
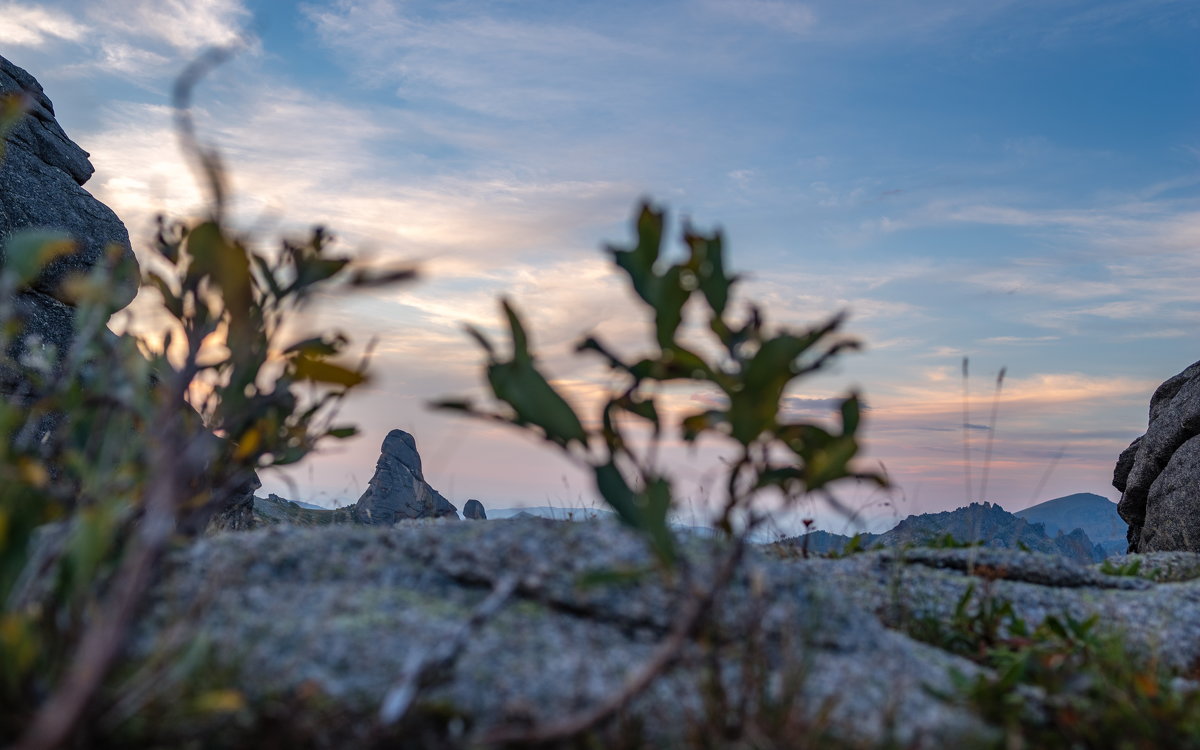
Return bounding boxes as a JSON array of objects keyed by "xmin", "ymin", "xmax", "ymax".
[
  {"xmin": 86, "ymin": 0, "xmax": 250, "ymax": 53},
  {"xmin": 781, "ymin": 396, "xmax": 870, "ymax": 415},
  {"xmin": 979, "ymin": 335, "xmax": 1060, "ymax": 344},
  {"xmin": 0, "ymin": 4, "xmax": 85, "ymax": 47}
]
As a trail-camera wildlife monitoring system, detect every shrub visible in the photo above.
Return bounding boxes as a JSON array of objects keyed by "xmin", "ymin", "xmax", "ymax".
[
  {"xmin": 0, "ymin": 74, "xmax": 411, "ymax": 746},
  {"xmin": 438, "ymin": 203, "xmax": 886, "ymax": 562}
]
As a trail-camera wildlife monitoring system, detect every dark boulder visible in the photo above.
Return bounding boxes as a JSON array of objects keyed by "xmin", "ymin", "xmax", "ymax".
[
  {"xmin": 1116, "ymin": 360, "xmax": 1200, "ymax": 552},
  {"xmin": 0, "ymin": 54, "xmax": 139, "ymax": 309},
  {"xmin": 352, "ymin": 429, "xmax": 458, "ymax": 524},
  {"xmin": 463, "ymin": 498, "xmax": 487, "ymax": 520}
]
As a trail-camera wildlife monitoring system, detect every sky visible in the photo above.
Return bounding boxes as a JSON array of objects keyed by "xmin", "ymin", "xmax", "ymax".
[{"xmin": 2, "ymin": 0, "xmax": 1198, "ymax": 533}]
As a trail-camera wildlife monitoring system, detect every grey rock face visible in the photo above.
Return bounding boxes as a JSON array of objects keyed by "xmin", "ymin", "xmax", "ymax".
[
  {"xmin": 463, "ymin": 498, "xmax": 486, "ymax": 520},
  {"xmin": 1115, "ymin": 360, "xmax": 1200, "ymax": 552},
  {"xmin": 0, "ymin": 55, "xmax": 139, "ymax": 309},
  {"xmin": 352, "ymin": 429, "xmax": 458, "ymax": 524},
  {"xmin": 134, "ymin": 519, "xmax": 1200, "ymax": 748}
]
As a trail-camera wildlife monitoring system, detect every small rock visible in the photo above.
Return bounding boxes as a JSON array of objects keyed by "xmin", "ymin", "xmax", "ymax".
[{"xmin": 463, "ymin": 499, "xmax": 487, "ymax": 520}]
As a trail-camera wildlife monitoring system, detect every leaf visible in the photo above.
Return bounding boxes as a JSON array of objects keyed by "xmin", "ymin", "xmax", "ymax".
[
  {"xmin": 251, "ymin": 252, "xmax": 283, "ymax": 298},
  {"xmin": 463, "ymin": 324, "xmax": 496, "ymax": 359},
  {"xmin": 594, "ymin": 461, "xmax": 640, "ymax": 528},
  {"xmin": 284, "ymin": 335, "xmax": 344, "ymax": 357},
  {"xmin": 640, "ymin": 476, "xmax": 676, "ymax": 564},
  {"xmin": 186, "ymin": 221, "xmax": 253, "ymax": 345},
  {"xmin": 591, "ymin": 462, "xmax": 675, "ymax": 564},
  {"xmin": 327, "ymin": 426, "xmax": 359, "ymax": 439},
  {"xmin": 292, "ymin": 355, "xmax": 367, "ymax": 387},
  {"xmin": 501, "ymin": 298, "xmax": 530, "ymax": 364},
  {"xmin": 609, "ymin": 203, "xmax": 664, "ymax": 306},
  {"xmin": 481, "ymin": 301, "xmax": 587, "ymax": 447},
  {"xmin": 193, "ymin": 689, "xmax": 246, "ymax": 713},
  {"xmin": 684, "ymin": 227, "xmax": 736, "ymax": 318},
  {"xmin": 487, "ymin": 358, "xmax": 586, "ymax": 446},
  {"xmin": 2, "ymin": 230, "xmax": 76, "ymax": 286},
  {"xmin": 841, "ymin": 393, "xmax": 862, "ymax": 435},
  {"xmin": 347, "ymin": 266, "xmax": 418, "ymax": 287},
  {"xmin": 294, "ymin": 257, "xmax": 349, "ymax": 291},
  {"xmin": 681, "ymin": 409, "xmax": 726, "ymax": 443}
]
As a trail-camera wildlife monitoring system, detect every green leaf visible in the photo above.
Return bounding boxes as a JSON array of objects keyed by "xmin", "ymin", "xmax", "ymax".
[
  {"xmin": 840, "ymin": 393, "xmax": 862, "ymax": 435},
  {"xmin": 3, "ymin": 230, "xmax": 76, "ymax": 286},
  {"xmin": 346, "ymin": 266, "xmax": 418, "ymax": 287},
  {"xmin": 501, "ymin": 298, "xmax": 531, "ymax": 364},
  {"xmin": 609, "ymin": 203, "xmax": 664, "ymax": 306},
  {"xmin": 591, "ymin": 462, "xmax": 675, "ymax": 564},
  {"xmin": 684, "ymin": 228, "xmax": 736, "ymax": 319},
  {"xmin": 487, "ymin": 358, "xmax": 586, "ymax": 446},
  {"xmin": 463, "ymin": 324, "xmax": 496, "ymax": 359},
  {"xmin": 327, "ymin": 426, "xmax": 359, "ymax": 439},
  {"xmin": 481, "ymin": 301, "xmax": 587, "ymax": 447},
  {"xmin": 594, "ymin": 461, "xmax": 639, "ymax": 528}
]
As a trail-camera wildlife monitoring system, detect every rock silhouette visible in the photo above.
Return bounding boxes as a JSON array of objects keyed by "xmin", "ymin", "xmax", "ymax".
[{"xmin": 352, "ymin": 429, "xmax": 458, "ymax": 523}]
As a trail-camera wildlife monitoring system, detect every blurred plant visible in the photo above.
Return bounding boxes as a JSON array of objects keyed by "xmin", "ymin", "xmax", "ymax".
[
  {"xmin": 0, "ymin": 53, "xmax": 412, "ymax": 749},
  {"xmin": 440, "ymin": 202, "xmax": 884, "ymax": 746},
  {"xmin": 438, "ymin": 203, "xmax": 885, "ymax": 564},
  {"xmin": 913, "ymin": 583, "xmax": 1200, "ymax": 748}
]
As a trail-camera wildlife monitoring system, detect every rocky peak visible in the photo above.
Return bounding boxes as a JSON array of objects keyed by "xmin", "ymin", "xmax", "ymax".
[{"xmin": 352, "ymin": 429, "xmax": 458, "ymax": 524}]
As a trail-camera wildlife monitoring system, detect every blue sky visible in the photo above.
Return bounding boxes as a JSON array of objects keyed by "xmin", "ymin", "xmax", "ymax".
[{"xmin": 3, "ymin": 0, "xmax": 1198, "ymax": 531}]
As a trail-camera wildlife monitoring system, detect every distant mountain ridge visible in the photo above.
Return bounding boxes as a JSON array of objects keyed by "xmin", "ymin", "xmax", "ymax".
[
  {"xmin": 1014, "ymin": 492, "xmax": 1125, "ymax": 556},
  {"xmin": 779, "ymin": 494, "xmax": 1125, "ymax": 563}
]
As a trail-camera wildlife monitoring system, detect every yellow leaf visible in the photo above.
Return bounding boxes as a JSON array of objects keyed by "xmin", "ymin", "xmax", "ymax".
[
  {"xmin": 194, "ymin": 689, "xmax": 246, "ymax": 713},
  {"xmin": 292, "ymin": 355, "xmax": 367, "ymax": 387},
  {"xmin": 17, "ymin": 458, "xmax": 49, "ymax": 488},
  {"xmin": 232, "ymin": 428, "xmax": 261, "ymax": 461}
]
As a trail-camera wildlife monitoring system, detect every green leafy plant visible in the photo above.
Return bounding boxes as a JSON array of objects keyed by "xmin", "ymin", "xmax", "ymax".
[
  {"xmin": 438, "ymin": 203, "xmax": 885, "ymax": 563},
  {"xmin": 0, "ymin": 60, "xmax": 412, "ymax": 748},
  {"xmin": 913, "ymin": 584, "xmax": 1200, "ymax": 748},
  {"xmin": 1099, "ymin": 557, "xmax": 1143, "ymax": 577}
]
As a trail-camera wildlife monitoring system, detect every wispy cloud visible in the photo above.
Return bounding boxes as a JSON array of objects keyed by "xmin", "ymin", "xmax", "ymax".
[{"xmin": 0, "ymin": 4, "xmax": 85, "ymax": 47}]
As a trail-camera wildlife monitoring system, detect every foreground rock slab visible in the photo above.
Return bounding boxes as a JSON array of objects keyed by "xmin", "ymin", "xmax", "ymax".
[{"xmin": 130, "ymin": 518, "xmax": 1200, "ymax": 748}]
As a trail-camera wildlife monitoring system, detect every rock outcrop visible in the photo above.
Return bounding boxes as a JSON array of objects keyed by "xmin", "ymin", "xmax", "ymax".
[
  {"xmin": 463, "ymin": 498, "xmax": 487, "ymax": 520},
  {"xmin": 1115, "ymin": 360, "xmax": 1200, "ymax": 553},
  {"xmin": 352, "ymin": 429, "xmax": 458, "ymax": 523},
  {"xmin": 129, "ymin": 517, "xmax": 1200, "ymax": 748},
  {"xmin": 0, "ymin": 56, "xmax": 259, "ymax": 534},
  {"xmin": 0, "ymin": 55, "xmax": 138, "ymax": 357}
]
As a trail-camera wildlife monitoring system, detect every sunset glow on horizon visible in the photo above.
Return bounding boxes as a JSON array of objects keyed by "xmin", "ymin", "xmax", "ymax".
[{"xmin": 4, "ymin": 0, "xmax": 1198, "ymax": 533}]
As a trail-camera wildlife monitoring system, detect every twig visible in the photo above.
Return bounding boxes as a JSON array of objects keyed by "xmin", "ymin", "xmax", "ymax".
[
  {"xmin": 479, "ymin": 535, "xmax": 748, "ymax": 746},
  {"xmin": 961, "ymin": 357, "xmax": 973, "ymax": 503},
  {"xmin": 378, "ymin": 574, "xmax": 520, "ymax": 726},
  {"xmin": 12, "ymin": 372, "xmax": 191, "ymax": 750}
]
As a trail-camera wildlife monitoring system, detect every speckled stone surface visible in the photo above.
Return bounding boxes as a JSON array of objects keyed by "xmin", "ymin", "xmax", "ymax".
[{"xmin": 134, "ymin": 516, "xmax": 1200, "ymax": 747}]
